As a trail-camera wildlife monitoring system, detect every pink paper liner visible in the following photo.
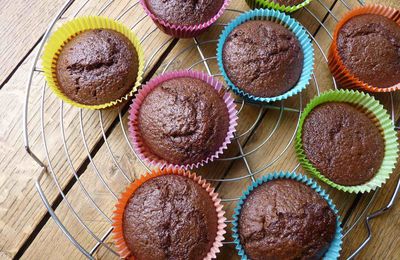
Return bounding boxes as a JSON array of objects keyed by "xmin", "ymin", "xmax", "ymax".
[
  {"xmin": 112, "ymin": 167, "xmax": 227, "ymax": 259},
  {"xmin": 129, "ymin": 70, "xmax": 238, "ymax": 170},
  {"xmin": 139, "ymin": 0, "xmax": 230, "ymax": 38}
]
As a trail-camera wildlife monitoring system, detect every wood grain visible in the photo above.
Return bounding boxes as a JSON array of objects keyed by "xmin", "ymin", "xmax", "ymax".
[{"xmin": 0, "ymin": 0, "xmax": 69, "ymax": 86}]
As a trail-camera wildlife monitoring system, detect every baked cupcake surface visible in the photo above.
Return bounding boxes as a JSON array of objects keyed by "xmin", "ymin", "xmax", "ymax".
[
  {"xmin": 238, "ymin": 179, "xmax": 336, "ymax": 260},
  {"xmin": 272, "ymin": 0, "xmax": 305, "ymax": 5},
  {"xmin": 337, "ymin": 14, "xmax": 400, "ymax": 88},
  {"xmin": 222, "ymin": 20, "xmax": 303, "ymax": 97},
  {"xmin": 123, "ymin": 174, "xmax": 218, "ymax": 260},
  {"xmin": 302, "ymin": 102, "xmax": 384, "ymax": 186},
  {"xmin": 144, "ymin": 0, "xmax": 225, "ymax": 26},
  {"xmin": 138, "ymin": 77, "xmax": 230, "ymax": 165},
  {"xmin": 56, "ymin": 29, "xmax": 138, "ymax": 105}
]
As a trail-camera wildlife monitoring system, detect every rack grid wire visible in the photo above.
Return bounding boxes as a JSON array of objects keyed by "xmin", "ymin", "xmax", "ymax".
[{"xmin": 23, "ymin": 0, "xmax": 400, "ymax": 259}]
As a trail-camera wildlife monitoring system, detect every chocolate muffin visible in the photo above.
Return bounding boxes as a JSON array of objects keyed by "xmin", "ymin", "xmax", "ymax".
[
  {"xmin": 272, "ymin": 0, "xmax": 305, "ymax": 5},
  {"xmin": 336, "ymin": 14, "xmax": 400, "ymax": 88},
  {"xmin": 238, "ymin": 179, "xmax": 336, "ymax": 260},
  {"xmin": 123, "ymin": 174, "xmax": 218, "ymax": 260},
  {"xmin": 138, "ymin": 77, "xmax": 230, "ymax": 165},
  {"xmin": 56, "ymin": 29, "xmax": 138, "ymax": 105},
  {"xmin": 222, "ymin": 20, "xmax": 303, "ymax": 97},
  {"xmin": 144, "ymin": 0, "xmax": 225, "ymax": 26},
  {"xmin": 302, "ymin": 102, "xmax": 384, "ymax": 186}
]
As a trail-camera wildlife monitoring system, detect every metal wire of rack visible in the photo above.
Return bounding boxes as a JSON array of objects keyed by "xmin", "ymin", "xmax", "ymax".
[{"xmin": 23, "ymin": 0, "xmax": 400, "ymax": 259}]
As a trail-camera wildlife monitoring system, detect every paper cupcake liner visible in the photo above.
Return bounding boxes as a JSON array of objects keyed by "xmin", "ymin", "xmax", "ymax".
[
  {"xmin": 128, "ymin": 70, "xmax": 238, "ymax": 170},
  {"xmin": 112, "ymin": 167, "xmax": 227, "ymax": 259},
  {"xmin": 232, "ymin": 172, "xmax": 343, "ymax": 260},
  {"xmin": 139, "ymin": 0, "xmax": 230, "ymax": 38},
  {"xmin": 217, "ymin": 9, "xmax": 314, "ymax": 103},
  {"xmin": 42, "ymin": 16, "xmax": 145, "ymax": 110},
  {"xmin": 328, "ymin": 4, "xmax": 400, "ymax": 92},
  {"xmin": 245, "ymin": 0, "xmax": 313, "ymax": 13},
  {"xmin": 295, "ymin": 89, "xmax": 399, "ymax": 193}
]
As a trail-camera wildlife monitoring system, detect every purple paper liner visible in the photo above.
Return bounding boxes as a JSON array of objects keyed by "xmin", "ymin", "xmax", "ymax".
[
  {"xmin": 128, "ymin": 70, "xmax": 238, "ymax": 170},
  {"xmin": 139, "ymin": 0, "xmax": 230, "ymax": 38}
]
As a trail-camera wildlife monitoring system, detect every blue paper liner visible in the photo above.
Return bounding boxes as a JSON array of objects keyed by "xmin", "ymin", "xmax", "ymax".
[
  {"xmin": 217, "ymin": 9, "xmax": 315, "ymax": 103},
  {"xmin": 232, "ymin": 172, "xmax": 343, "ymax": 260}
]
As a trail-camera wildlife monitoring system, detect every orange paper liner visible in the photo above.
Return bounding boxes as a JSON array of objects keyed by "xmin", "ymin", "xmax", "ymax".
[
  {"xmin": 328, "ymin": 4, "xmax": 400, "ymax": 92},
  {"xmin": 112, "ymin": 168, "xmax": 227, "ymax": 259}
]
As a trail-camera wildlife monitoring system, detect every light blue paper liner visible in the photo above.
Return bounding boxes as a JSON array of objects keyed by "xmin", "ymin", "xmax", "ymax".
[
  {"xmin": 217, "ymin": 9, "xmax": 315, "ymax": 103},
  {"xmin": 232, "ymin": 172, "xmax": 343, "ymax": 260}
]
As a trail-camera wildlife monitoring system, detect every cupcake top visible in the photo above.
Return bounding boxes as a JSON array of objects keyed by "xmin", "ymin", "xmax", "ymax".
[
  {"xmin": 138, "ymin": 77, "xmax": 230, "ymax": 165},
  {"xmin": 238, "ymin": 179, "xmax": 336, "ymax": 260},
  {"xmin": 302, "ymin": 102, "xmax": 384, "ymax": 186},
  {"xmin": 56, "ymin": 29, "xmax": 138, "ymax": 105},
  {"xmin": 222, "ymin": 20, "xmax": 303, "ymax": 98},
  {"xmin": 272, "ymin": 0, "xmax": 305, "ymax": 5},
  {"xmin": 123, "ymin": 174, "xmax": 218, "ymax": 260},
  {"xmin": 337, "ymin": 14, "xmax": 400, "ymax": 88},
  {"xmin": 144, "ymin": 0, "xmax": 225, "ymax": 26}
]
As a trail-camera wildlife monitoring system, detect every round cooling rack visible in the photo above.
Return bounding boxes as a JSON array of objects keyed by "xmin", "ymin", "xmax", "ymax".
[{"xmin": 23, "ymin": 0, "xmax": 400, "ymax": 259}]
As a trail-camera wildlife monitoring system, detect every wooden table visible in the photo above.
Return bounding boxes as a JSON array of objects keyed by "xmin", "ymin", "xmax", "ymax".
[{"xmin": 0, "ymin": 0, "xmax": 399, "ymax": 259}]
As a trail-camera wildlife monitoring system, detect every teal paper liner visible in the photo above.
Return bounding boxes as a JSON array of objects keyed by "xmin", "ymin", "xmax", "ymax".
[
  {"xmin": 217, "ymin": 9, "xmax": 315, "ymax": 103},
  {"xmin": 232, "ymin": 172, "xmax": 343, "ymax": 260}
]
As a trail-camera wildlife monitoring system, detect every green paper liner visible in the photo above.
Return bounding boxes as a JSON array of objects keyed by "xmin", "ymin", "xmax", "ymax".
[
  {"xmin": 245, "ymin": 0, "xmax": 313, "ymax": 13},
  {"xmin": 295, "ymin": 89, "xmax": 399, "ymax": 193}
]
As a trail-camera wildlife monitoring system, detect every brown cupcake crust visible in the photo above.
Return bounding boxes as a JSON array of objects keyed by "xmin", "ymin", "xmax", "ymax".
[
  {"xmin": 302, "ymin": 102, "xmax": 384, "ymax": 186},
  {"xmin": 144, "ymin": 0, "xmax": 225, "ymax": 26},
  {"xmin": 222, "ymin": 20, "xmax": 303, "ymax": 98},
  {"xmin": 56, "ymin": 29, "xmax": 138, "ymax": 105},
  {"xmin": 239, "ymin": 179, "xmax": 336, "ymax": 260},
  {"xmin": 337, "ymin": 14, "xmax": 400, "ymax": 88},
  {"xmin": 272, "ymin": 0, "xmax": 305, "ymax": 5},
  {"xmin": 138, "ymin": 77, "xmax": 230, "ymax": 165},
  {"xmin": 123, "ymin": 174, "xmax": 218, "ymax": 260}
]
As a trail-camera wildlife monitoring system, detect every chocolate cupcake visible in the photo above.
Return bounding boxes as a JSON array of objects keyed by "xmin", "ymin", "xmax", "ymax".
[
  {"xmin": 336, "ymin": 15, "xmax": 400, "ymax": 88},
  {"xmin": 302, "ymin": 102, "xmax": 384, "ymax": 186},
  {"xmin": 56, "ymin": 29, "xmax": 138, "ymax": 106},
  {"xmin": 217, "ymin": 9, "xmax": 314, "ymax": 103},
  {"xmin": 222, "ymin": 20, "xmax": 303, "ymax": 98},
  {"xmin": 129, "ymin": 71, "xmax": 237, "ymax": 169},
  {"xmin": 42, "ymin": 16, "xmax": 144, "ymax": 109},
  {"xmin": 329, "ymin": 5, "xmax": 400, "ymax": 92},
  {"xmin": 296, "ymin": 90, "xmax": 398, "ymax": 193},
  {"xmin": 246, "ymin": 0, "xmax": 312, "ymax": 12},
  {"xmin": 140, "ymin": 0, "xmax": 229, "ymax": 38},
  {"xmin": 233, "ymin": 174, "xmax": 341, "ymax": 260},
  {"xmin": 144, "ymin": 0, "xmax": 224, "ymax": 26},
  {"xmin": 113, "ymin": 168, "xmax": 226, "ymax": 259}
]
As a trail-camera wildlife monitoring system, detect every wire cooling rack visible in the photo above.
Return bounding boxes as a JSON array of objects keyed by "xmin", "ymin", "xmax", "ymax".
[{"xmin": 23, "ymin": 0, "xmax": 400, "ymax": 259}]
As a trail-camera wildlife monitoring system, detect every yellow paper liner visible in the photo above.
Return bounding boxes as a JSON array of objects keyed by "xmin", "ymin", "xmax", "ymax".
[
  {"xmin": 112, "ymin": 168, "xmax": 227, "ymax": 259},
  {"xmin": 42, "ymin": 16, "xmax": 144, "ymax": 109},
  {"xmin": 328, "ymin": 4, "xmax": 400, "ymax": 92}
]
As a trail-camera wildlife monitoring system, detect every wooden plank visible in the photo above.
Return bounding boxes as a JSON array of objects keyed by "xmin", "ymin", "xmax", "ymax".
[
  {"xmin": 0, "ymin": 0, "xmax": 175, "ymax": 258},
  {"xmin": 20, "ymin": 1, "xmax": 343, "ymax": 259},
  {"xmin": 0, "ymin": 0, "xmax": 67, "ymax": 85}
]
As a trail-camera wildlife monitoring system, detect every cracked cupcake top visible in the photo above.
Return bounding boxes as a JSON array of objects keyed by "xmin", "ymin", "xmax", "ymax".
[
  {"xmin": 337, "ymin": 14, "xmax": 400, "ymax": 88},
  {"xmin": 56, "ymin": 29, "xmax": 138, "ymax": 105},
  {"xmin": 144, "ymin": 0, "xmax": 225, "ymax": 26},
  {"xmin": 272, "ymin": 0, "xmax": 306, "ymax": 5},
  {"xmin": 123, "ymin": 174, "xmax": 218, "ymax": 260},
  {"xmin": 302, "ymin": 102, "xmax": 384, "ymax": 186},
  {"xmin": 138, "ymin": 77, "xmax": 229, "ymax": 165},
  {"xmin": 239, "ymin": 179, "xmax": 336, "ymax": 260},
  {"xmin": 222, "ymin": 20, "xmax": 303, "ymax": 98}
]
